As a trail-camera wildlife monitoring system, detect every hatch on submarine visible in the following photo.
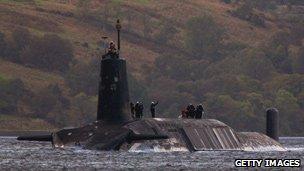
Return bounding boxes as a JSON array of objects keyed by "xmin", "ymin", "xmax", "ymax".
[{"xmin": 17, "ymin": 20, "xmax": 284, "ymax": 152}]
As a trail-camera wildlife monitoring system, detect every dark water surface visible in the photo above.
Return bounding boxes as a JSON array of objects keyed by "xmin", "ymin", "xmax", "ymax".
[{"xmin": 0, "ymin": 137, "xmax": 303, "ymax": 170}]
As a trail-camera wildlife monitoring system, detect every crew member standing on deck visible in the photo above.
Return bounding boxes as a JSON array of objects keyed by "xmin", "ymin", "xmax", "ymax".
[
  {"xmin": 150, "ymin": 101, "xmax": 159, "ymax": 118},
  {"xmin": 195, "ymin": 104, "xmax": 204, "ymax": 119},
  {"xmin": 139, "ymin": 102, "xmax": 144, "ymax": 118},
  {"xmin": 130, "ymin": 102, "xmax": 135, "ymax": 118},
  {"xmin": 134, "ymin": 102, "xmax": 141, "ymax": 118},
  {"xmin": 187, "ymin": 104, "xmax": 196, "ymax": 118}
]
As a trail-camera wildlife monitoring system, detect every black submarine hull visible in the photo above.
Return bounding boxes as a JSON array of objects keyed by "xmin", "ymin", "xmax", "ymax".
[
  {"xmin": 16, "ymin": 53, "xmax": 284, "ymax": 152},
  {"xmin": 51, "ymin": 118, "xmax": 283, "ymax": 151}
]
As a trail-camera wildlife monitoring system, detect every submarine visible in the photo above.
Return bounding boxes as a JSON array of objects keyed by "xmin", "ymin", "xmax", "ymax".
[{"xmin": 18, "ymin": 20, "xmax": 284, "ymax": 152}]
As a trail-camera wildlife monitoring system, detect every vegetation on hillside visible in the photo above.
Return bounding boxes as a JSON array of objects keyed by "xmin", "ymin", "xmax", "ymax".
[
  {"xmin": 1, "ymin": 28, "xmax": 73, "ymax": 72},
  {"xmin": 0, "ymin": 0, "xmax": 303, "ymax": 135}
]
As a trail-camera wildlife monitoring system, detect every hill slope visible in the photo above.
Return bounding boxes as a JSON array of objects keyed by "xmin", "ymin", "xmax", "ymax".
[
  {"xmin": 0, "ymin": 0, "xmax": 303, "ymax": 135},
  {"xmin": 0, "ymin": 0, "xmax": 281, "ymax": 75}
]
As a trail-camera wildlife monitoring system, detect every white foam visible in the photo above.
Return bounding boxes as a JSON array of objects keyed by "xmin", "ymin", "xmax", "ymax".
[
  {"xmin": 243, "ymin": 145, "xmax": 286, "ymax": 152},
  {"xmin": 285, "ymin": 147, "xmax": 304, "ymax": 151},
  {"xmin": 153, "ymin": 146, "xmax": 188, "ymax": 152},
  {"xmin": 128, "ymin": 143, "xmax": 142, "ymax": 151},
  {"xmin": 128, "ymin": 142, "xmax": 188, "ymax": 152},
  {"xmin": 154, "ymin": 118, "xmax": 165, "ymax": 121},
  {"xmin": 129, "ymin": 146, "xmax": 188, "ymax": 153}
]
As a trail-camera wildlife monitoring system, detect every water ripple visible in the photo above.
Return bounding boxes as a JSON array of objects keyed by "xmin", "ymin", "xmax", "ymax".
[{"xmin": 0, "ymin": 137, "xmax": 303, "ymax": 170}]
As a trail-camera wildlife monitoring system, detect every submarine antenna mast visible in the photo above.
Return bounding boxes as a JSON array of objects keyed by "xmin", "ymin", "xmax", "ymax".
[{"xmin": 116, "ymin": 19, "xmax": 121, "ymax": 57}]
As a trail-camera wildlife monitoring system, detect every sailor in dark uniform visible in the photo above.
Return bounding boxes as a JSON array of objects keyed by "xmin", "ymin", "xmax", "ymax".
[
  {"xmin": 187, "ymin": 104, "xmax": 196, "ymax": 118},
  {"xmin": 130, "ymin": 102, "xmax": 135, "ymax": 118},
  {"xmin": 109, "ymin": 41, "xmax": 116, "ymax": 52},
  {"xmin": 195, "ymin": 104, "xmax": 204, "ymax": 119},
  {"xmin": 102, "ymin": 41, "xmax": 119, "ymax": 59},
  {"xmin": 150, "ymin": 101, "xmax": 159, "ymax": 118},
  {"xmin": 134, "ymin": 102, "xmax": 141, "ymax": 118},
  {"xmin": 139, "ymin": 102, "xmax": 144, "ymax": 118}
]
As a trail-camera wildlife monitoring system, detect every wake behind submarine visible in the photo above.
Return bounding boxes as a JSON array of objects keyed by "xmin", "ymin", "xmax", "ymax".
[{"xmin": 18, "ymin": 20, "xmax": 284, "ymax": 152}]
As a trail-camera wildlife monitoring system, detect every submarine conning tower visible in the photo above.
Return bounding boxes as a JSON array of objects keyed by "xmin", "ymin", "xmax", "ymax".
[{"xmin": 97, "ymin": 19, "xmax": 131, "ymax": 123}]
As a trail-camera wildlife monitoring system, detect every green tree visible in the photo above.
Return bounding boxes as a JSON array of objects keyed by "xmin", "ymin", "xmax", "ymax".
[
  {"xmin": 271, "ymin": 45, "xmax": 293, "ymax": 73},
  {"xmin": 241, "ymin": 49, "xmax": 275, "ymax": 80},
  {"xmin": 185, "ymin": 15, "xmax": 225, "ymax": 61},
  {"xmin": 21, "ymin": 34, "xmax": 74, "ymax": 72},
  {"xmin": 155, "ymin": 21, "xmax": 177, "ymax": 45},
  {"xmin": 298, "ymin": 91, "xmax": 304, "ymax": 109},
  {"xmin": 65, "ymin": 58, "xmax": 99, "ymax": 96},
  {"xmin": 0, "ymin": 32, "xmax": 6, "ymax": 57},
  {"xmin": 0, "ymin": 77, "xmax": 25, "ymax": 115},
  {"xmin": 128, "ymin": 73, "xmax": 149, "ymax": 104},
  {"xmin": 246, "ymin": 0, "xmax": 277, "ymax": 11},
  {"xmin": 205, "ymin": 93, "xmax": 256, "ymax": 131},
  {"xmin": 30, "ymin": 84, "xmax": 69, "ymax": 120},
  {"xmin": 231, "ymin": 2, "xmax": 266, "ymax": 27},
  {"xmin": 263, "ymin": 31, "xmax": 293, "ymax": 73},
  {"xmin": 154, "ymin": 53, "xmax": 209, "ymax": 81},
  {"xmin": 231, "ymin": 2, "xmax": 253, "ymax": 21},
  {"xmin": 275, "ymin": 89, "xmax": 302, "ymax": 135},
  {"xmin": 11, "ymin": 28, "xmax": 32, "ymax": 53},
  {"xmin": 265, "ymin": 74, "xmax": 304, "ymax": 96},
  {"xmin": 5, "ymin": 28, "xmax": 32, "ymax": 63},
  {"xmin": 294, "ymin": 47, "xmax": 304, "ymax": 74},
  {"xmin": 46, "ymin": 103, "xmax": 69, "ymax": 126},
  {"xmin": 71, "ymin": 93, "xmax": 97, "ymax": 125}
]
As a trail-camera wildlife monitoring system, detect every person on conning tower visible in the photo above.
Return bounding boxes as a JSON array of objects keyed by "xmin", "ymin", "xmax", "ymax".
[
  {"xmin": 108, "ymin": 41, "xmax": 117, "ymax": 53},
  {"xmin": 102, "ymin": 41, "xmax": 119, "ymax": 59}
]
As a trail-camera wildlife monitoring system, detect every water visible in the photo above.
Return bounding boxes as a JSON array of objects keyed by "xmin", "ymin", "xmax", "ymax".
[{"xmin": 0, "ymin": 137, "xmax": 303, "ymax": 170}]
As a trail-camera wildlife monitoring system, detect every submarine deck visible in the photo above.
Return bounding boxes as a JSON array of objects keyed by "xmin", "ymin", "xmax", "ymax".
[{"xmin": 52, "ymin": 118, "xmax": 284, "ymax": 151}]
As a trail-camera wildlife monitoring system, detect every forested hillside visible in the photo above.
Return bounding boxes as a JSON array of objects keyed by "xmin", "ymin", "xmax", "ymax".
[{"xmin": 0, "ymin": 0, "xmax": 303, "ymax": 135}]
